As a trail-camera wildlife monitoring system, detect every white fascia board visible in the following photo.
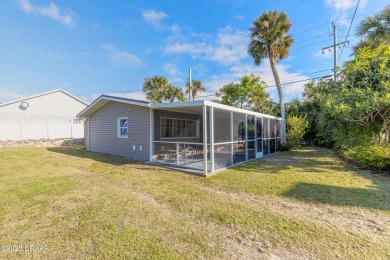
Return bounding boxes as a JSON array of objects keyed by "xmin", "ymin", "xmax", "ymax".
[
  {"xmin": 58, "ymin": 89, "xmax": 89, "ymax": 106},
  {"xmin": 150, "ymin": 100, "xmax": 281, "ymax": 120},
  {"xmin": 101, "ymin": 96, "xmax": 149, "ymax": 107},
  {"xmin": 204, "ymin": 101, "xmax": 281, "ymax": 120},
  {"xmin": 149, "ymin": 100, "xmax": 205, "ymax": 109},
  {"xmin": 77, "ymin": 95, "xmax": 149, "ymax": 118}
]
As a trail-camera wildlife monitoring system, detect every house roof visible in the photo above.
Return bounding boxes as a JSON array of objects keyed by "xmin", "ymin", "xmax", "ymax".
[
  {"xmin": 0, "ymin": 89, "xmax": 88, "ymax": 107},
  {"xmin": 77, "ymin": 95, "xmax": 281, "ymax": 120},
  {"xmin": 77, "ymin": 94, "xmax": 150, "ymax": 118},
  {"xmin": 150, "ymin": 100, "xmax": 281, "ymax": 119}
]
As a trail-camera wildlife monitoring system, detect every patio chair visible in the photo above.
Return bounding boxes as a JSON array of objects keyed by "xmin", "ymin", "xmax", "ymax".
[{"xmin": 180, "ymin": 145, "xmax": 194, "ymax": 164}]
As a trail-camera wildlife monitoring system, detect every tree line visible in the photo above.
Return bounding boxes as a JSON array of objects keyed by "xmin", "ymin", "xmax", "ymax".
[{"xmin": 286, "ymin": 5, "xmax": 390, "ymax": 170}]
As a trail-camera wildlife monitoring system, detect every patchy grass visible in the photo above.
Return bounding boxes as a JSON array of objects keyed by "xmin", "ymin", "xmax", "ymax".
[{"xmin": 0, "ymin": 146, "xmax": 389, "ymax": 259}]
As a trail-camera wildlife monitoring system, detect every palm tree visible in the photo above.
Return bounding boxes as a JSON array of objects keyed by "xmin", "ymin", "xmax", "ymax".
[
  {"xmin": 185, "ymin": 79, "xmax": 205, "ymax": 101},
  {"xmin": 165, "ymin": 85, "xmax": 185, "ymax": 103},
  {"xmin": 248, "ymin": 10, "xmax": 294, "ymax": 143},
  {"xmin": 356, "ymin": 5, "xmax": 390, "ymax": 49},
  {"xmin": 142, "ymin": 76, "xmax": 170, "ymax": 103}
]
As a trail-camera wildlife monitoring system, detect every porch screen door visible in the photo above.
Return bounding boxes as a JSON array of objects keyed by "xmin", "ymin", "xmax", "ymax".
[{"xmin": 256, "ymin": 117, "xmax": 263, "ymax": 158}]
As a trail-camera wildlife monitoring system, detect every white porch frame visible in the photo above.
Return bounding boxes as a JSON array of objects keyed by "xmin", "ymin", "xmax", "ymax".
[
  {"xmin": 202, "ymin": 105, "xmax": 208, "ymax": 176},
  {"xmin": 209, "ymin": 106, "xmax": 214, "ymax": 174}
]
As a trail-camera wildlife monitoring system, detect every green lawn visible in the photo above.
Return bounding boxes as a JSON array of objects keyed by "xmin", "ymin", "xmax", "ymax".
[{"xmin": 0, "ymin": 146, "xmax": 389, "ymax": 259}]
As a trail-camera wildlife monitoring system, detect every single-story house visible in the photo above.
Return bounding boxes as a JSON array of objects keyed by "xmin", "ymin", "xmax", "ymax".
[
  {"xmin": 0, "ymin": 89, "xmax": 88, "ymax": 140},
  {"xmin": 77, "ymin": 95, "xmax": 282, "ymax": 176}
]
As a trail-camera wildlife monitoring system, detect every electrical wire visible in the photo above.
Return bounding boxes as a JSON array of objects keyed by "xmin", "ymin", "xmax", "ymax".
[
  {"xmin": 196, "ymin": 74, "xmax": 332, "ymax": 98},
  {"xmin": 187, "ymin": 9, "xmax": 378, "ymax": 85},
  {"xmin": 338, "ymin": 0, "xmax": 361, "ymax": 61},
  {"xmin": 263, "ymin": 69, "xmax": 333, "ymax": 84}
]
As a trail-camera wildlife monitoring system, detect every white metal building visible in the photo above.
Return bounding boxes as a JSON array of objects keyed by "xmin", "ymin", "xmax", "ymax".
[{"xmin": 0, "ymin": 89, "xmax": 88, "ymax": 140}]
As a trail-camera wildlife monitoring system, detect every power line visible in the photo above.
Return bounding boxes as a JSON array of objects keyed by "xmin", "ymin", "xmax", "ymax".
[
  {"xmin": 338, "ymin": 0, "xmax": 361, "ymax": 61},
  {"xmin": 263, "ymin": 69, "xmax": 333, "ymax": 84},
  {"xmin": 193, "ymin": 57, "xmax": 333, "ymax": 81},
  {"xmin": 290, "ymin": 11, "xmax": 378, "ymax": 36},
  {"xmin": 196, "ymin": 39, "xmax": 336, "ymax": 78},
  {"xmin": 291, "ymin": 23, "xmax": 329, "ymax": 36},
  {"xmin": 264, "ymin": 74, "xmax": 331, "ymax": 89},
  {"xmin": 294, "ymin": 33, "xmax": 330, "ymax": 45},
  {"xmin": 189, "ymin": 9, "xmax": 379, "ymax": 80},
  {"xmin": 197, "ymin": 73, "xmax": 332, "ymax": 98},
  {"xmin": 192, "ymin": 33, "xmax": 346, "ymax": 78},
  {"xmin": 291, "ymin": 39, "xmax": 331, "ymax": 51}
]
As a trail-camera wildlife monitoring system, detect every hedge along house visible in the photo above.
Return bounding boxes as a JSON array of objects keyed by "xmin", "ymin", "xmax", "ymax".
[{"xmin": 77, "ymin": 95, "xmax": 282, "ymax": 177}]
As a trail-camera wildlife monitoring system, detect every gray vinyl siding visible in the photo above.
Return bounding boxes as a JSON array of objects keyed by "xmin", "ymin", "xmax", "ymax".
[
  {"xmin": 87, "ymin": 101, "xmax": 150, "ymax": 161},
  {"xmin": 84, "ymin": 117, "xmax": 89, "ymax": 150}
]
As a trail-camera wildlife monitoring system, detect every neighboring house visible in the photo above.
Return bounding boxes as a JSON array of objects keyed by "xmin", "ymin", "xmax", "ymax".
[
  {"xmin": 0, "ymin": 89, "xmax": 88, "ymax": 140},
  {"xmin": 77, "ymin": 95, "xmax": 282, "ymax": 176}
]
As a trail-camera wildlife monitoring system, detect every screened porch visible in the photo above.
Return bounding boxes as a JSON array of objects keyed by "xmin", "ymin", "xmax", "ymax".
[{"xmin": 150, "ymin": 102, "xmax": 282, "ymax": 176}]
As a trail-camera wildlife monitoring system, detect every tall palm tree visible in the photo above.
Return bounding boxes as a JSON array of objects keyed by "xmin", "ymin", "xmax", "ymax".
[
  {"xmin": 248, "ymin": 10, "xmax": 294, "ymax": 143},
  {"xmin": 185, "ymin": 79, "xmax": 205, "ymax": 101},
  {"xmin": 142, "ymin": 76, "xmax": 170, "ymax": 103},
  {"xmin": 165, "ymin": 85, "xmax": 185, "ymax": 103},
  {"xmin": 356, "ymin": 5, "xmax": 390, "ymax": 49}
]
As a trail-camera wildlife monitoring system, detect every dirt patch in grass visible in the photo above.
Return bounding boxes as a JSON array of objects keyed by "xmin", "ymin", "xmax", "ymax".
[
  {"xmin": 261, "ymin": 157, "xmax": 300, "ymax": 164},
  {"xmin": 201, "ymin": 187, "xmax": 390, "ymax": 242}
]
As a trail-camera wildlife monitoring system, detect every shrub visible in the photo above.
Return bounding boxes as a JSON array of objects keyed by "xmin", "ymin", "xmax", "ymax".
[
  {"xmin": 284, "ymin": 115, "xmax": 309, "ymax": 150},
  {"xmin": 341, "ymin": 143, "xmax": 390, "ymax": 170}
]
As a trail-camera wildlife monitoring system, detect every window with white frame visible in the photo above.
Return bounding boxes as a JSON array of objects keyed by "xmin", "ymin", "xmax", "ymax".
[
  {"xmin": 160, "ymin": 117, "xmax": 198, "ymax": 138},
  {"xmin": 117, "ymin": 117, "xmax": 128, "ymax": 138}
]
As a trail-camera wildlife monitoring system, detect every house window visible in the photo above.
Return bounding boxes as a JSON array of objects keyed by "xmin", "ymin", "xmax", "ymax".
[
  {"xmin": 160, "ymin": 117, "xmax": 198, "ymax": 138},
  {"xmin": 117, "ymin": 117, "xmax": 128, "ymax": 138}
]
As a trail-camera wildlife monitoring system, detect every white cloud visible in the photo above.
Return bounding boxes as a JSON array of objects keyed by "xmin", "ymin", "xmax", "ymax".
[
  {"xmin": 163, "ymin": 25, "xmax": 309, "ymax": 101},
  {"xmin": 18, "ymin": 0, "xmax": 76, "ymax": 28},
  {"xmin": 47, "ymin": 52, "xmax": 63, "ymax": 60},
  {"xmin": 325, "ymin": 0, "xmax": 358, "ymax": 10},
  {"xmin": 164, "ymin": 26, "xmax": 248, "ymax": 65},
  {"xmin": 163, "ymin": 63, "xmax": 184, "ymax": 84},
  {"xmin": 120, "ymin": 19, "xmax": 134, "ymax": 27},
  {"xmin": 0, "ymin": 89, "xmax": 27, "ymax": 103},
  {"xmin": 164, "ymin": 42, "xmax": 211, "ymax": 56},
  {"xmin": 167, "ymin": 24, "xmax": 182, "ymax": 33},
  {"xmin": 101, "ymin": 45, "xmax": 144, "ymax": 68},
  {"xmin": 202, "ymin": 61, "xmax": 310, "ymax": 102},
  {"xmin": 163, "ymin": 63, "xmax": 179, "ymax": 76},
  {"xmin": 142, "ymin": 9, "xmax": 168, "ymax": 29},
  {"xmin": 324, "ymin": 0, "xmax": 367, "ymax": 27},
  {"xmin": 233, "ymin": 14, "xmax": 244, "ymax": 20}
]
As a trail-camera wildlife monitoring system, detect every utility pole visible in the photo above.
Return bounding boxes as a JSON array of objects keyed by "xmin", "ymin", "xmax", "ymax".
[
  {"xmin": 321, "ymin": 22, "xmax": 348, "ymax": 83},
  {"xmin": 188, "ymin": 67, "xmax": 192, "ymax": 101}
]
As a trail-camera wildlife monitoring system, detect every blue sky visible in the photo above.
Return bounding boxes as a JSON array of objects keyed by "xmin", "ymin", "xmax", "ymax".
[{"xmin": 0, "ymin": 0, "xmax": 388, "ymax": 103}]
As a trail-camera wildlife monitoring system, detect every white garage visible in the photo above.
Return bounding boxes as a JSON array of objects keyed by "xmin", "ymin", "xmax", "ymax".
[{"xmin": 0, "ymin": 89, "xmax": 88, "ymax": 140}]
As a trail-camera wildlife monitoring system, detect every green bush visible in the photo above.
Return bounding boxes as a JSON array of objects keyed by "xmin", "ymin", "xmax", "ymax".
[
  {"xmin": 284, "ymin": 115, "xmax": 309, "ymax": 150},
  {"xmin": 341, "ymin": 143, "xmax": 390, "ymax": 170}
]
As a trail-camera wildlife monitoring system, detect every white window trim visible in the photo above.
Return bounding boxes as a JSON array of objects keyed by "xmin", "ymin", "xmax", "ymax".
[
  {"xmin": 117, "ymin": 117, "xmax": 128, "ymax": 138},
  {"xmin": 160, "ymin": 117, "xmax": 199, "ymax": 139}
]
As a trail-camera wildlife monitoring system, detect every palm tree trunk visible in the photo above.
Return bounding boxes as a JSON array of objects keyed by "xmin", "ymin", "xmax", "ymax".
[{"xmin": 269, "ymin": 55, "xmax": 286, "ymax": 143}]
